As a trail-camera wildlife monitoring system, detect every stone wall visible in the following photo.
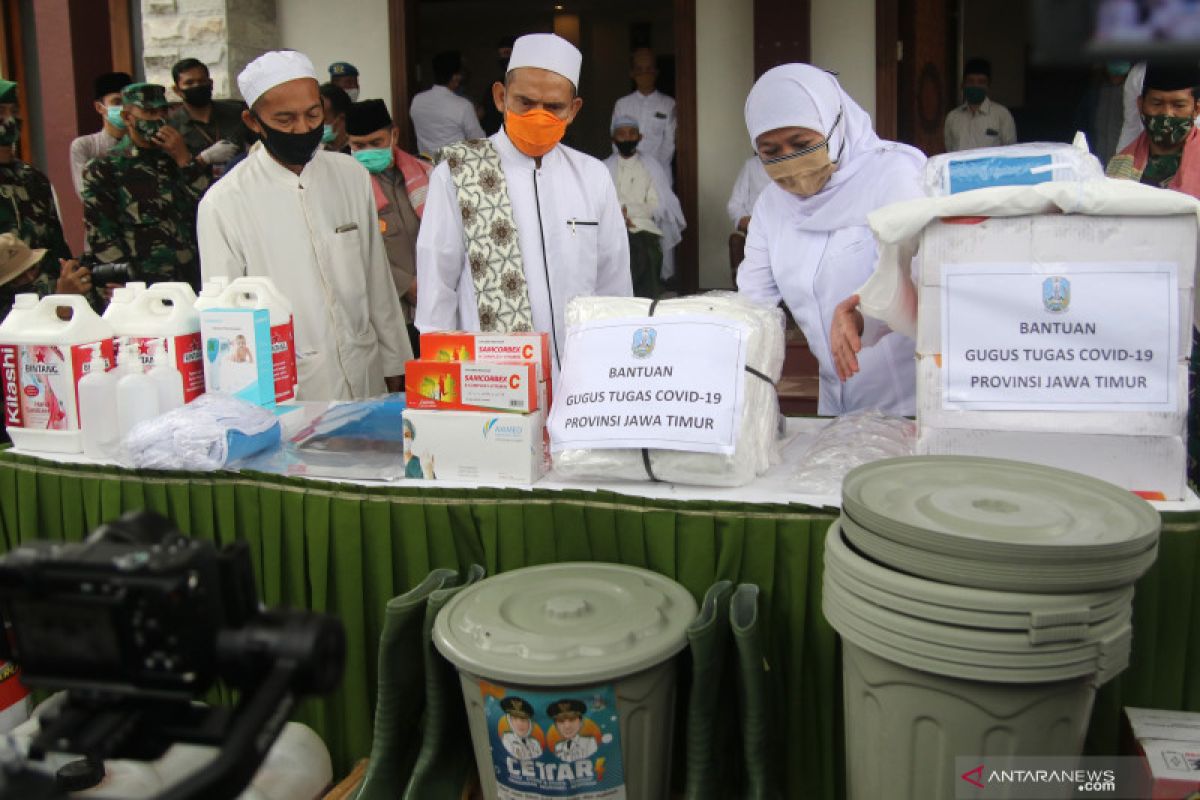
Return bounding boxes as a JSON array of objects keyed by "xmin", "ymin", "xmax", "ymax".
[{"xmin": 140, "ymin": 0, "xmax": 278, "ymax": 100}]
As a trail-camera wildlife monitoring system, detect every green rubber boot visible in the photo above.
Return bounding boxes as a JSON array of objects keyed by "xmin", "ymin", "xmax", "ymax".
[
  {"xmin": 683, "ymin": 580, "xmax": 734, "ymax": 800},
  {"xmin": 402, "ymin": 564, "xmax": 487, "ymax": 800},
  {"xmin": 732, "ymin": 583, "xmax": 779, "ymax": 800},
  {"xmin": 354, "ymin": 568, "xmax": 459, "ymax": 800}
]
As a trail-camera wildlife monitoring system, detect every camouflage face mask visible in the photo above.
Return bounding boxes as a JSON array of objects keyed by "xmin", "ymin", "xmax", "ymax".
[
  {"xmin": 0, "ymin": 117, "xmax": 19, "ymax": 147},
  {"xmin": 133, "ymin": 117, "xmax": 167, "ymax": 143},
  {"xmin": 1142, "ymin": 113, "xmax": 1195, "ymax": 147}
]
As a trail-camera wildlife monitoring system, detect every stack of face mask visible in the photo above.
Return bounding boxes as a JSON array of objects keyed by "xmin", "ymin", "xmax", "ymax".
[
  {"xmin": 552, "ymin": 292, "xmax": 786, "ymax": 487},
  {"xmin": 924, "ymin": 141, "xmax": 1104, "ymax": 196}
]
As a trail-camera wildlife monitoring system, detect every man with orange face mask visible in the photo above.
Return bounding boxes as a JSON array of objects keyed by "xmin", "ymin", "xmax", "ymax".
[{"xmin": 415, "ymin": 33, "xmax": 631, "ymax": 376}]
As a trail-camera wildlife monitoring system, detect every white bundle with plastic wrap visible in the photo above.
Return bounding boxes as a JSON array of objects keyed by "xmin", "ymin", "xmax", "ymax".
[
  {"xmin": 924, "ymin": 139, "xmax": 1104, "ymax": 196},
  {"xmin": 551, "ymin": 292, "xmax": 785, "ymax": 487}
]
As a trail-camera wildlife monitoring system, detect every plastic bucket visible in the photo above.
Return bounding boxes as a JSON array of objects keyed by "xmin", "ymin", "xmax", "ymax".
[{"xmin": 433, "ymin": 563, "xmax": 697, "ymax": 800}]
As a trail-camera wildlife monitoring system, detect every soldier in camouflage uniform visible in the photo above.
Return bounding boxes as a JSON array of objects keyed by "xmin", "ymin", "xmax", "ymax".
[
  {"xmin": 82, "ymin": 82, "xmax": 213, "ymax": 291},
  {"xmin": 0, "ymin": 79, "xmax": 93, "ymax": 320}
]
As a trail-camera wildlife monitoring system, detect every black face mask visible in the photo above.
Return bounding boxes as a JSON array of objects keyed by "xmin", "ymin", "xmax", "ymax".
[
  {"xmin": 614, "ymin": 139, "xmax": 638, "ymax": 157},
  {"xmin": 253, "ymin": 114, "xmax": 323, "ymax": 167},
  {"xmin": 182, "ymin": 85, "xmax": 213, "ymax": 107}
]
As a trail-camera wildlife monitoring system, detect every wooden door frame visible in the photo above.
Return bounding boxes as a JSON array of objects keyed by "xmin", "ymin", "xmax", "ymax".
[
  {"xmin": 0, "ymin": 0, "xmax": 31, "ymax": 157},
  {"xmin": 387, "ymin": 0, "xmax": 700, "ymax": 294},
  {"xmin": 876, "ymin": 0, "xmax": 899, "ymax": 141}
]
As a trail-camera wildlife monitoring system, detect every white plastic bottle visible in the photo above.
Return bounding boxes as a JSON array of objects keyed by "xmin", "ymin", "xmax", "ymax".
[
  {"xmin": 78, "ymin": 347, "xmax": 118, "ymax": 460},
  {"xmin": 123, "ymin": 285, "xmax": 204, "ymax": 401},
  {"xmin": 116, "ymin": 340, "xmax": 159, "ymax": 440},
  {"xmin": 148, "ymin": 341, "xmax": 184, "ymax": 412}
]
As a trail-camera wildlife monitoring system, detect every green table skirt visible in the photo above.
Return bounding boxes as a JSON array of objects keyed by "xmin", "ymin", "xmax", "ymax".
[{"xmin": 0, "ymin": 449, "xmax": 1197, "ymax": 799}]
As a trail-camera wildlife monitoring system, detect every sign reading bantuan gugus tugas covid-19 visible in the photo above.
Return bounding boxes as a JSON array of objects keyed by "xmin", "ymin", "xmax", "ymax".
[{"xmin": 941, "ymin": 262, "xmax": 1178, "ymax": 412}]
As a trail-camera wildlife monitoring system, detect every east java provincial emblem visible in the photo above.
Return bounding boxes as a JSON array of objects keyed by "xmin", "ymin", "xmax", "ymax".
[
  {"xmin": 1042, "ymin": 276, "xmax": 1070, "ymax": 313},
  {"xmin": 631, "ymin": 327, "xmax": 657, "ymax": 359}
]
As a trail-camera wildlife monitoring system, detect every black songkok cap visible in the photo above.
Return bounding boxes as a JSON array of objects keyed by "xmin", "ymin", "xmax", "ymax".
[
  {"xmin": 1143, "ymin": 62, "xmax": 1200, "ymax": 94},
  {"xmin": 346, "ymin": 99, "xmax": 393, "ymax": 137},
  {"xmin": 94, "ymin": 71, "xmax": 133, "ymax": 100}
]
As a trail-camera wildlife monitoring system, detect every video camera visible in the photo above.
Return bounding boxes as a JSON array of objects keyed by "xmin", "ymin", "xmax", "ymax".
[{"xmin": 0, "ymin": 511, "xmax": 346, "ymax": 800}]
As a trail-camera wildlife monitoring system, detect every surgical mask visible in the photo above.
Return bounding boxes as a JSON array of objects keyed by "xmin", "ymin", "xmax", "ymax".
[
  {"xmin": 133, "ymin": 117, "xmax": 167, "ymax": 142},
  {"xmin": 322, "ymin": 124, "xmax": 336, "ymax": 144},
  {"xmin": 346, "ymin": 88, "xmax": 360, "ymax": 102},
  {"xmin": 505, "ymin": 108, "xmax": 568, "ymax": 158},
  {"xmin": 1142, "ymin": 113, "xmax": 1195, "ymax": 147},
  {"xmin": 964, "ymin": 86, "xmax": 987, "ymax": 106},
  {"xmin": 354, "ymin": 146, "xmax": 394, "ymax": 173},
  {"xmin": 182, "ymin": 85, "xmax": 213, "ymax": 107},
  {"xmin": 105, "ymin": 104, "xmax": 126, "ymax": 130},
  {"xmin": 760, "ymin": 110, "xmax": 843, "ymax": 197},
  {"xmin": 1106, "ymin": 61, "xmax": 1132, "ymax": 78},
  {"xmin": 255, "ymin": 114, "xmax": 323, "ymax": 166},
  {"xmin": 0, "ymin": 117, "xmax": 18, "ymax": 147},
  {"xmin": 614, "ymin": 139, "xmax": 638, "ymax": 157}
]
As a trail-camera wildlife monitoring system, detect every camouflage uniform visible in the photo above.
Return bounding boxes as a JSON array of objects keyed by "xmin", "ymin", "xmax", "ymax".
[
  {"xmin": 81, "ymin": 83, "xmax": 210, "ymax": 289},
  {"xmin": 0, "ymin": 77, "xmax": 71, "ymax": 320}
]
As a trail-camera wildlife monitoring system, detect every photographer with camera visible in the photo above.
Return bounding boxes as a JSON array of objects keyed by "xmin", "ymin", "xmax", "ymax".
[
  {"xmin": 0, "ymin": 80, "xmax": 95, "ymax": 319},
  {"xmin": 82, "ymin": 83, "xmax": 214, "ymax": 295}
]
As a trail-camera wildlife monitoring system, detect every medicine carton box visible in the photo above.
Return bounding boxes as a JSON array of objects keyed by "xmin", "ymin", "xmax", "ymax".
[
  {"xmin": 405, "ymin": 360, "xmax": 539, "ymax": 413},
  {"xmin": 915, "ymin": 214, "xmax": 1197, "ymax": 358},
  {"xmin": 420, "ymin": 331, "xmax": 553, "ymax": 403},
  {"xmin": 402, "ymin": 408, "xmax": 547, "ymax": 484},
  {"xmin": 199, "ymin": 308, "xmax": 275, "ymax": 407},
  {"xmin": 1124, "ymin": 707, "xmax": 1200, "ymax": 799}
]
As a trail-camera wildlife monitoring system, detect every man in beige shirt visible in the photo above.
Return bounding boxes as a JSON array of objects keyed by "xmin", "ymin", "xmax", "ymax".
[
  {"xmin": 68, "ymin": 72, "xmax": 131, "ymax": 198},
  {"xmin": 944, "ymin": 58, "xmax": 1017, "ymax": 152}
]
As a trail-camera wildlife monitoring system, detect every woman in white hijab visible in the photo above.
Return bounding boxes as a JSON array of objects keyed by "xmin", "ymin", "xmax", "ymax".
[{"xmin": 738, "ymin": 64, "xmax": 925, "ymax": 416}]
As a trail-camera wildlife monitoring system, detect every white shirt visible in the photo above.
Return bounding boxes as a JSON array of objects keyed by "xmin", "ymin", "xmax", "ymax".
[
  {"xmin": 738, "ymin": 183, "xmax": 917, "ymax": 416},
  {"xmin": 196, "ymin": 144, "xmax": 412, "ymax": 401},
  {"xmin": 415, "ymin": 130, "xmax": 632, "ymax": 373},
  {"xmin": 943, "ymin": 98, "xmax": 1017, "ymax": 152},
  {"xmin": 727, "ymin": 156, "xmax": 772, "ymax": 227},
  {"xmin": 612, "ymin": 90, "xmax": 676, "ymax": 169},
  {"xmin": 501, "ymin": 731, "xmax": 543, "ymax": 761},
  {"xmin": 410, "ymin": 85, "xmax": 485, "ymax": 157},
  {"xmin": 1118, "ymin": 62, "xmax": 1147, "ymax": 153},
  {"xmin": 553, "ymin": 736, "xmax": 597, "ymax": 763},
  {"xmin": 614, "ymin": 155, "xmax": 661, "ymax": 235},
  {"xmin": 69, "ymin": 129, "xmax": 123, "ymax": 198}
]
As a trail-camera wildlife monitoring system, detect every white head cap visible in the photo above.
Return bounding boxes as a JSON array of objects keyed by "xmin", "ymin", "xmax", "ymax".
[
  {"xmin": 507, "ymin": 33, "xmax": 582, "ymax": 89},
  {"xmin": 238, "ymin": 50, "xmax": 319, "ymax": 108}
]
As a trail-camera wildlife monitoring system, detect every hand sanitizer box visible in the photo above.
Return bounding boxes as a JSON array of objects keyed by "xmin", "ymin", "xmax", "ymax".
[{"xmin": 199, "ymin": 308, "xmax": 275, "ymax": 407}]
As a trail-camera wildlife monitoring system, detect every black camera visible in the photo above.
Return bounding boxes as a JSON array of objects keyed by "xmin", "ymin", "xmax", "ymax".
[
  {"xmin": 79, "ymin": 254, "xmax": 137, "ymax": 285},
  {"xmin": 0, "ymin": 511, "xmax": 346, "ymax": 800}
]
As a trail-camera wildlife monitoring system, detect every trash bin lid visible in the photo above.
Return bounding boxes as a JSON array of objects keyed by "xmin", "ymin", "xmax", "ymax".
[
  {"xmin": 842, "ymin": 456, "xmax": 1160, "ymax": 563},
  {"xmin": 433, "ymin": 562, "xmax": 699, "ymax": 686}
]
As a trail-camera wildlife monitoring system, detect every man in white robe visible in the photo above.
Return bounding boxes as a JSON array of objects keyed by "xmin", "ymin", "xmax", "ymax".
[
  {"xmin": 603, "ymin": 115, "xmax": 684, "ymax": 298},
  {"xmin": 727, "ymin": 154, "xmax": 771, "ymax": 234},
  {"xmin": 611, "ymin": 48, "xmax": 676, "ymax": 171},
  {"xmin": 197, "ymin": 50, "xmax": 411, "ymax": 401},
  {"xmin": 415, "ymin": 33, "xmax": 631, "ymax": 373}
]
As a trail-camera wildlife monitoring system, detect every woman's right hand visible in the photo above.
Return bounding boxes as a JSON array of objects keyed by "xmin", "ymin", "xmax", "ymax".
[{"xmin": 831, "ymin": 293, "xmax": 865, "ymax": 381}]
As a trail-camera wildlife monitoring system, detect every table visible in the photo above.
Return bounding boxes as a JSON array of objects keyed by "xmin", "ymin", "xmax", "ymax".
[{"xmin": 1, "ymin": 423, "xmax": 1197, "ymax": 800}]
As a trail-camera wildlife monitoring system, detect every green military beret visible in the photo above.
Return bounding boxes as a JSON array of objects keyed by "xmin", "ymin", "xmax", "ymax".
[
  {"xmin": 0, "ymin": 80, "xmax": 16, "ymax": 104},
  {"xmin": 121, "ymin": 82, "xmax": 168, "ymax": 110}
]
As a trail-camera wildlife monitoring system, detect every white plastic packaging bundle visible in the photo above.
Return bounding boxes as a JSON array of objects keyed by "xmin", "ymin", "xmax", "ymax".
[
  {"xmin": 552, "ymin": 291, "xmax": 785, "ymax": 487},
  {"xmin": 792, "ymin": 411, "xmax": 916, "ymax": 496},
  {"xmin": 924, "ymin": 140, "xmax": 1104, "ymax": 196},
  {"xmin": 123, "ymin": 393, "xmax": 281, "ymax": 471}
]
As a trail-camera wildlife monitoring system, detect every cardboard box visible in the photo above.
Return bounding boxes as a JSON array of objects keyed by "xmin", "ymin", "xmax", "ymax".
[
  {"xmin": 916, "ymin": 426, "xmax": 1187, "ymax": 500},
  {"xmin": 916, "ymin": 355, "xmax": 1189, "ymax": 436},
  {"xmin": 405, "ymin": 360, "xmax": 539, "ymax": 412},
  {"xmin": 1125, "ymin": 707, "xmax": 1200, "ymax": 799},
  {"xmin": 420, "ymin": 331, "xmax": 553, "ymax": 403},
  {"xmin": 402, "ymin": 408, "xmax": 547, "ymax": 484},
  {"xmin": 199, "ymin": 309, "xmax": 275, "ymax": 407},
  {"xmin": 915, "ymin": 214, "xmax": 1197, "ymax": 357}
]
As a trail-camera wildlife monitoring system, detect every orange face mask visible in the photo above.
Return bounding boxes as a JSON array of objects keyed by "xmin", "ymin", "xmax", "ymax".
[{"xmin": 505, "ymin": 108, "xmax": 568, "ymax": 157}]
